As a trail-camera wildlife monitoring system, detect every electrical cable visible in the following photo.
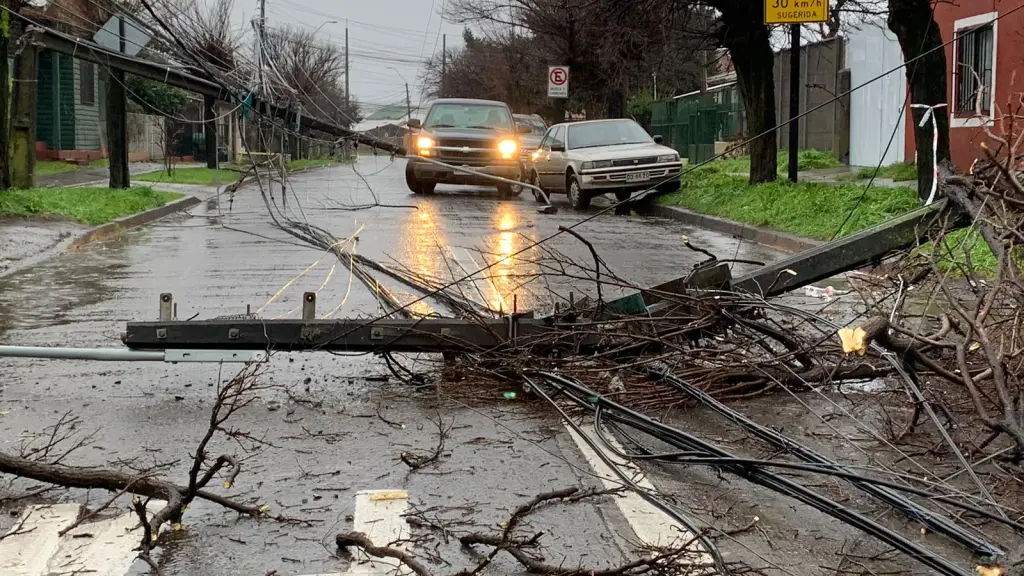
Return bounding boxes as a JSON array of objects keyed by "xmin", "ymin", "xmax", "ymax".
[
  {"xmin": 523, "ymin": 375, "xmax": 732, "ymax": 575},
  {"xmin": 646, "ymin": 369, "xmax": 1005, "ymax": 557},
  {"xmin": 532, "ymin": 372, "xmax": 973, "ymax": 576}
]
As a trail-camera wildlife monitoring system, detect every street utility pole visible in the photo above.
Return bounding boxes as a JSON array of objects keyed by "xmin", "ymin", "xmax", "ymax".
[
  {"xmin": 788, "ymin": 24, "xmax": 800, "ymax": 183},
  {"xmin": 108, "ymin": 16, "xmax": 130, "ymax": 189},
  {"xmin": 441, "ymin": 34, "xmax": 446, "ymax": 97},
  {"xmin": 258, "ymin": 0, "xmax": 266, "ymax": 98},
  {"xmin": 345, "ymin": 23, "xmax": 350, "ymax": 110},
  {"xmin": 405, "ymin": 83, "xmax": 411, "ymax": 119}
]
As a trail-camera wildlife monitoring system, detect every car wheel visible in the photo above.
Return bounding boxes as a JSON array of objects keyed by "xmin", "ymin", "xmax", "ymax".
[
  {"xmin": 405, "ymin": 161, "xmax": 421, "ymax": 194},
  {"xmin": 615, "ymin": 190, "xmax": 632, "ymax": 202},
  {"xmin": 567, "ymin": 174, "xmax": 590, "ymax": 210},
  {"xmin": 656, "ymin": 181, "xmax": 681, "ymax": 194}
]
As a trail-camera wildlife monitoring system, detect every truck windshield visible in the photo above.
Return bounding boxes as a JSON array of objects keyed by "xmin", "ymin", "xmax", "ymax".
[{"xmin": 425, "ymin": 104, "xmax": 514, "ymax": 131}]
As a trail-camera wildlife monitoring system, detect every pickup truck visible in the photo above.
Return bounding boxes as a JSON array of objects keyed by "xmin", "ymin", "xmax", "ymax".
[{"xmin": 404, "ymin": 98, "xmax": 530, "ymax": 197}]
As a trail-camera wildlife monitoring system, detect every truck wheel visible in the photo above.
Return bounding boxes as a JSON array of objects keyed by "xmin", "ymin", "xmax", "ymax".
[
  {"xmin": 420, "ymin": 181, "xmax": 436, "ymax": 194},
  {"xmin": 405, "ymin": 161, "xmax": 421, "ymax": 194},
  {"xmin": 567, "ymin": 174, "xmax": 590, "ymax": 210},
  {"xmin": 615, "ymin": 190, "xmax": 631, "ymax": 202},
  {"xmin": 497, "ymin": 183, "xmax": 522, "ymax": 198}
]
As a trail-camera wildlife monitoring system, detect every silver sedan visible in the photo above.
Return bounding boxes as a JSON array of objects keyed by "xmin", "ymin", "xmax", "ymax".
[{"xmin": 524, "ymin": 119, "xmax": 682, "ymax": 209}]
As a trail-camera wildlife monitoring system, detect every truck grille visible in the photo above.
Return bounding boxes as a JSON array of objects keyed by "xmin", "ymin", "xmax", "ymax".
[
  {"xmin": 611, "ymin": 156, "xmax": 659, "ymax": 167},
  {"xmin": 436, "ymin": 138, "xmax": 497, "ymax": 164}
]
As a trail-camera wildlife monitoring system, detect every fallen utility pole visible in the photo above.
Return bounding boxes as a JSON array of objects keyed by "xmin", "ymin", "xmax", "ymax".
[
  {"xmin": 25, "ymin": 25, "xmax": 407, "ymax": 156},
  {"xmin": 122, "ymin": 198, "xmax": 959, "ymax": 352}
]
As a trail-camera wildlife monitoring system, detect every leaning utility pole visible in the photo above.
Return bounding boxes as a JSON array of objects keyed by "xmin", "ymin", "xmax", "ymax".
[
  {"xmin": 344, "ymin": 22, "xmax": 350, "ymax": 110},
  {"xmin": 405, "ymin": 83, "xmax": 411, "ymax": 119},
  {"xmin": 11, "ymin": 37, "xmax": 38, "ymax": 189},
  {"xmin": 107, "ymin": 16, "xmax": 130, "ymax": 189}
]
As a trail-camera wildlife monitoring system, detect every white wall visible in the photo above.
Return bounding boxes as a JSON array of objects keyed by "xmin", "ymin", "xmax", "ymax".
[{"xmin": 846, "ymin": 23, "xmax": 907, "ymax": 167}]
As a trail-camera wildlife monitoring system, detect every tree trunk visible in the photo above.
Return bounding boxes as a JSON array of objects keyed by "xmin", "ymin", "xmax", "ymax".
[
  {"xmin": 0, "ymin": 8, "xmax": 14, "ymax": 190},
  {"xmin": 718, "ymin": 9, "xmax": 777, "ymax": 184},
  {"xmin": 888, "ymin": 0, "xmax": 951, "ymax": 198},
  {"xmin": 11, "ymin": 40, "xmax": 37, "ymax": 189}
]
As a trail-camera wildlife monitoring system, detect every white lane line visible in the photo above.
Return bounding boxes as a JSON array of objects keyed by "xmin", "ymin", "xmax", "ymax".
[
  {"xmin": 564, "ymin": 424, "xmax": 714, "ymax": 569},
  {"xmin": 0, "ymin": 500, "xmax": 168, "ymax": 576},
  {"xmin": 304, "ymin": 489, "xmax": 411, "ymax": 576},
  {"xmin": 0, "ymin": 503, "xmax": 81, "ymax": 576},
  {"xmin": 48, "ymin": 501, "xmax": 165, "ymax": 576}
]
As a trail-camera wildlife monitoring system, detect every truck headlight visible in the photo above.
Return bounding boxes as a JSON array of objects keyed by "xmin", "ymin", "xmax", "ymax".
[
  {"xmin": 498, "ymin": 139, "xmax": 518, "ymax": 159},
  {"xmin": 416, "ymin": 137, "xmax": 433, "ymax": 156},
  {"xmin": 658, "ymin": 154, "xmax": 679, "ymax": 163},
  {"xmin": 581, "ymin": 160, "xmax": 612, "ymax": 170}
]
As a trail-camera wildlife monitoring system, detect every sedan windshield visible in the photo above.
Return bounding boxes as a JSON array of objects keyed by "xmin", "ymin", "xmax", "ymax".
[
  {"xmin": 425, "ymin": 104, "xmax": 514, "ymax": 131},
  {"xmin": 567, "ymin": 120, "xmax": 653, "ymax": 149},
  {"xmin": 515, "ymin": 116, "xmax": 547, "ymax": 136}
]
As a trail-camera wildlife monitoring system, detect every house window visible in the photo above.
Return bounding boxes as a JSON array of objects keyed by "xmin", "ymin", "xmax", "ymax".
[
  {"xmin": 80, "ymin": 62, "xmax": 95, "ymax": 106},
  {"xmin": 952, "ymin": 12, "xmax": 997, "ymax": 126}
]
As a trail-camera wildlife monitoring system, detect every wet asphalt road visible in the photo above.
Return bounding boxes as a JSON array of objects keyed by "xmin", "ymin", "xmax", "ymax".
[{"xmin": 0, "ymin": 156, "xmax": 783, "ymax": 575}]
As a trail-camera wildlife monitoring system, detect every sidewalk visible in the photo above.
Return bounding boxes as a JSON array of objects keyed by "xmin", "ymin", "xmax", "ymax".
[{"xmin": 36, "ymin": 161, "xmax": 202, "ymax": 188}]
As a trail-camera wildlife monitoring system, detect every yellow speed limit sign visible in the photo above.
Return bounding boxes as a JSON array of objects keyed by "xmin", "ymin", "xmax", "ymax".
[{"xmin": 765, "ymin": 0, "xmax": 829, "ymax": 24}]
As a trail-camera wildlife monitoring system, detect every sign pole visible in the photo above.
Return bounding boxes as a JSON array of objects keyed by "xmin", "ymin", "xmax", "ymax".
[{"xmin": 788, "ymin": 23, "xmax": 800, "ymax": 183}]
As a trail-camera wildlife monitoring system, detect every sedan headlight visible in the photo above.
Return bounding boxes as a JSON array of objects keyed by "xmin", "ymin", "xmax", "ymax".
[
  {"xmin": 497, "ymin": 139, "xmax": 518, "ymax": 159},
  {"xmin": 658, "ymin": 154, "xmax": 679, "ymax": 163},
  {"xmin": 581, "ymin": 160, "xmax": 612, "ymax": 170},
  {"xmin": 416, "ymin": 136, "xmax": 433, "ymax": 157}
]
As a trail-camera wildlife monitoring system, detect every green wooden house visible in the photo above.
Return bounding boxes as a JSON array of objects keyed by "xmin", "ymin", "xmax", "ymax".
[{"xmin": 36, "ymin": 49, "xmax": 104, "ymax": 155}]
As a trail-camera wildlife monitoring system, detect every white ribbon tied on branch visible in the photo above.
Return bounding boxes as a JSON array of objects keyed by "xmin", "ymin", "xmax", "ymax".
[{"xmin": 910, "ymin": 103, "xmax": 947, "ymax": 206}]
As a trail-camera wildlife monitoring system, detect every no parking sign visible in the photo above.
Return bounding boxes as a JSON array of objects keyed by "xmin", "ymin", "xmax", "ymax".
[{"xmin": 548, "ymin": 66, "xmax": 569, "ymax": 98}]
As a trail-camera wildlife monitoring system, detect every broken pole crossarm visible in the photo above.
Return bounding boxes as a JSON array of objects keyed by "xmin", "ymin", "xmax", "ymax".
[{"xmin": 123, "ymin": 318, "xmax": 571, "ymax": 353}]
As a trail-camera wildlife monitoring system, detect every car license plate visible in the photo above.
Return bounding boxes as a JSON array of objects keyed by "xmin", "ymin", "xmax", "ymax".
[{"xmin": 625, "ymin": 172, "xmax": 650, "ymax": 183}]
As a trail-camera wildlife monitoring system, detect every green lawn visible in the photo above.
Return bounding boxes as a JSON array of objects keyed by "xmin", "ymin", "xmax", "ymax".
[
  {"xmin": 658, "ymin": 167, "xmax": 995, "ymax": 273},
  {"xmin": 135, "ymin": 167, "xmax": 242, "ymax": 185},
  {"xmin": 0, "ymin": 186, "xmax": 183, "ymax": 225},
  {"xmin": 89, "ymin": 158, "xmax": 110, "ymax": 168},
  {"xmin": 855, "ymin": 162, "xmax": 918, "ymax": 182},
  {"xmin": 709, "ymin": 149, "xmax": 842, "ymax": 175},
  {"xmin": 288, "ymin": 158, "xmax": 342, "ymax": 171},
  {"xmin": 36, "ymin": 160, "xmax": 81, "ymax": 175}
]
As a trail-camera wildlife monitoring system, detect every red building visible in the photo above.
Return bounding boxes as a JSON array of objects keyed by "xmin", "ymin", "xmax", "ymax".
[{"xmin": 904, "ymin": 1, "xmax": 1024, "ymax": 169}]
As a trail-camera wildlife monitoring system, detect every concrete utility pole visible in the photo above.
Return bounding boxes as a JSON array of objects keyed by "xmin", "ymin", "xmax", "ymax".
[
  {"xmin": 259, "ymin": 0, "xmax": 266, "ymax": 93},
  {"xmin": 788, "ymin": 24, "xmax": 800, "ymax": 184},
  {"xmin": 441, "ymin": 34, "xmax": 446, "ymax": 97},
  {"xmin": 107, "ymin": 16, "xmax": 130, "ymax": 189},
  {"xmin": 405, "ymin": 83, "xmax": 411, "ymax": 119},
  {"xmin": 344, "ymin": 23, "xmax": 350, "ymax": 111},
  {"xmin": 204, "ymin": 95, "xmax": 217, "ymax": 169},
  {"xmin": 652, "ymin": 72, "xmax": 657, "ymax": 100},
  {"xmin": 11, "ymin": 41, "xmax": 38, "ymax": 189}
]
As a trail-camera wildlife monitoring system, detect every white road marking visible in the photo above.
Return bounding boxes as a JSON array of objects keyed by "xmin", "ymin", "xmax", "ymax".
[
  {"xmin": 303, "ymin": 489, "xmax": 411, "ymax": 576},
  {"xmin": 0, "ymin": 503, "xmax": 81, "ymax": 576},
  {"xmin": 0, "ymin": 501, "xmax": 167, "ymax": 576},
  {"xmin": 564, "ymin": 424, "xmax": 714, "ymax": 569}
]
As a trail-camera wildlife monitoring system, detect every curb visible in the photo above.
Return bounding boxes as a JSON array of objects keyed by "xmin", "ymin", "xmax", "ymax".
[
  {"xmin": 649, "ymin": 203, "xmax": 820, "ymax": 254},
  {"xmin": 1, "ymin": 195, "xmax": 201, "ymax": 279},
  {"xmin": 71, "ymin": 195, "xmax": 201, "ymax": 248}
]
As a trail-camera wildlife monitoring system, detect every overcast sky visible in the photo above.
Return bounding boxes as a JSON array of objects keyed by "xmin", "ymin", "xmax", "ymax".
[{"xmin": 227, "ymin": 0, "xmax": 465, "ymax": 112}]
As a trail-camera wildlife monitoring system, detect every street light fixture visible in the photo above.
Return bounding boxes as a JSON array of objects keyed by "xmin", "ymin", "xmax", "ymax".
[{"xmin": 311, "ymin": 20, "xmax": 338, "ymax": 37}]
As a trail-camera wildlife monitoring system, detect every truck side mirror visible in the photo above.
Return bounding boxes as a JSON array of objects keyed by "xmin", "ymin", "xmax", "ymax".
[
  {"xmin": 407, "ymin": 118, "xmax": 422, "ymax": 129},
  {"xmin": 653, "ymin": 135, "xmax": 664, "ymax": 144}
]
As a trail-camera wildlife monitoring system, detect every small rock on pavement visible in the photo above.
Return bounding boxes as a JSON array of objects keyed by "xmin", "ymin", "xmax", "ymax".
[{"xmin": 266, "ymin": 399, "xmax": 281, "ymax": 412}]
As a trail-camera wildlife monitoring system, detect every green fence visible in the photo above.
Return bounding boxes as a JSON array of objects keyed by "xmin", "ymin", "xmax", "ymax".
[{"xmin": 651, "ymin": 89, "xmax": 745, "ymax": 164}]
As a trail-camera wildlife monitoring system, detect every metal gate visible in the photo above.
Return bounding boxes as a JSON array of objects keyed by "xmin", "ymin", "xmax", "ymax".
[{"xmin": 651, "ymin": 89, "xmax": 745, "ymax": 164}]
